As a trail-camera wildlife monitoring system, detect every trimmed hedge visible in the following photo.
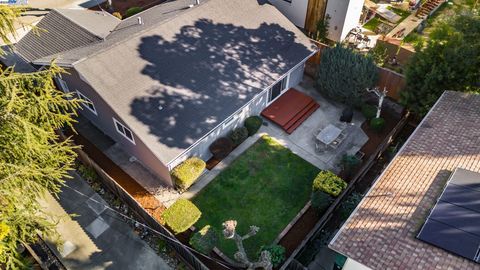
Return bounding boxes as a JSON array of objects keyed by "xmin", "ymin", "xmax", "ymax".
[
  {"xmin": 258, "ymin": 244, "xmax": 285, "ymax": 267},
  {"xmin": 189, "ymin": 225, "xmax": 218, "ymax": 254},
  {"xmin": 311, "ymin": 190, "xmax": 334, "ymax": 213},
  {"xmin": 125, "ymin": 6, "xmax": 142, "ymax": 17},
  {"xmin": 361, "ymin": 104, "xmax": 377, "ymax": 120},
  {"xmin": 209, "ymin": 137, "xmax": 234, "ymax": 159},
  {"xmin": 312, "ymin": 171, "xmax": 347, "ymax": 197},
  {"xmin": 228, "ymin": 127, "xmax": 248, "ymax": 146},
  {"xmin": 162, "ymin": 199, "xmax": 201, "ymax": 234},
  {"xmin": 171, "ymin": 157, "xmax": 205, "ymax": 191},
  {"xmin": 370, "ymin": 117, "xmax": 386, "ymax": 132},
  {"xmin": 244, "ymin": 116, "xmax": 263, "ymax": 136}
]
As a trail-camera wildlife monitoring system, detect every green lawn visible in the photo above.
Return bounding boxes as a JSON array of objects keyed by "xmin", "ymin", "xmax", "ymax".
[
  {"xmin": 387, "ymin": 6, "xmax": 411, "ymax": 23},
  {"xmin": 363, "ymin": 16, "xmax": 383, "ymax": 32},
  {"xmin": 192, "ymin": 135, "xmax": 320, "ymax": 258}
]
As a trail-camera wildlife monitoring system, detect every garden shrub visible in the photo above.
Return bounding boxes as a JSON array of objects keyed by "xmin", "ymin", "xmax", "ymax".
[
  {"xmin": 171, "ymin": 157, "xmax": 206, "ymax": 191},
  {"xmin": 228, "ymin": 127, "xmax": 249, "ymax": 146},
  {"xmin": 209, "ymin": 137, "xmax": 234, "ymax": 159},
  {"xmin": 312, "ymin": 171, "xmax": 347, "ymax": 197},
  {"xmin": 244, "ymin": 116, "xmax": 263, "ymax": 136},
  {"xmin": 339, "ymin": 192, "xmax": 363, "ymax": 220},
  {"xmin": 370, "ymin": 117, "xmax": 386, "ymax": 132},
  {"xmin": 311, "ymin": 190, "xmax": 333, "ymax": 214},
  {"xmin": 77, "ymin": 164, "xmax": 97, "ymax": 182},
  {"xmin": 162, "ymin": 199, "xmax": 201, "ymax": 234},
  {"xmin": 361, "ymin": 104, "xmax": 377, "ymax": 120},
  {"xmin": 189, "ymin": 225, "xmax": 218, "ymax": 254},
  {"xmin": 125, "ymin": 6, "xmax": 142, "ymax": 17},
  {"xmin": 258, "ymin": 244, "xmax": 286, "ymax": 267},
  {"xmin": 112, "ymin": 12, "xmax": 122, "ymax": 20},
  {"xmin": 341, "ymin": 154, "xmax": 362, "ymax": 178}
]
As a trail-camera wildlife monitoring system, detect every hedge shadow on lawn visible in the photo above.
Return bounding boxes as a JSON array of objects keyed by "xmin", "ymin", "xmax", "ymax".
[{"xmin": 192, "ymin": 135, "xmax": 321, "ymax": 258}]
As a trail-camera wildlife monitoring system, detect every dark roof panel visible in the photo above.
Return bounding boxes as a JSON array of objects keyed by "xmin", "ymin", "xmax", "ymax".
[
  {"xmin": 417, "ymin": 219, "xmax": 480, "ymax": 262},
  {"xmin": 15, "ymin": 9, "xmax": 104, "ymax": 62}
]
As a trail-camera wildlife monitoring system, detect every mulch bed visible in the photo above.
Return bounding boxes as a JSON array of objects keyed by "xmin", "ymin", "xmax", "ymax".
[
  {"xmin": 359, "ymin": 111, "xmax": 400, "ymax": 155},
  {"xmin": 278, "ymin": 206, "xmax": 320, "ymax": 255},
  {"xmin": 90, "ymin": 0, "xmax": 167, "ymax": 16}
]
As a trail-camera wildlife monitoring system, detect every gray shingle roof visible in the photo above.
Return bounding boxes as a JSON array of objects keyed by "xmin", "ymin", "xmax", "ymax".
[
  {"xmin": 15, "ymin": 9, "xmax": 120, "ymax": 62},
  {"xmin": 31, "ymin": 0, "xmax": 197, "ymax": 65},
  {"xmin": 17, "ymin": 0, "xmax": 316, "ymax": 164}
]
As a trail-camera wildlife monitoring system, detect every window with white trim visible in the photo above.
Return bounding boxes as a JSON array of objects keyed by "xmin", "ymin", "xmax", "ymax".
[
  {"xmin": 76, "ymin": 90, "xmax": 97, "ymax": 115},
  {"xmin": 113, "ymin": 118, "xmax": 135, "ymax": 144}
]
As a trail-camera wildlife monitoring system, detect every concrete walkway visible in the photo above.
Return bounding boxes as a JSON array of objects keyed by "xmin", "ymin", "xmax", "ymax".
[
  {"xmin": 40, "ymin": 172, "xmax": 171, "ymax": 270},
  {"xmin": 386, "ymin": 12, "xmax": 423, "ymax": 39}
]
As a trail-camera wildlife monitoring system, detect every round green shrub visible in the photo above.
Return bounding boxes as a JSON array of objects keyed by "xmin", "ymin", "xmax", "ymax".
[
  {"xmin": 244, "ymin": 116, "xmax": 263, "ymax": 136},
  {"xmin": 161, "ymin": 199, "xmax": 201, "ymax": 234},
  {"xmin": 209, "ymin": 137, "xmax": 234, "ymax": 159},
  {"xmin": 312, "ymin": 171, "xmax": 347, "ymax": 197},
  {"xmin": 370, "ymin": 117, "xmax": 385, "ymax": 132},
  {"xmin": 171, "ymin": 157, "xmax": 206, "ymax": 191},
  {"xmin": 258, "ymin": 244, "xmax": 286, "ymax": 267},
  {"xmin": 361, "ymin": 104, "xmax": 377, "ymax": 120},
  {"xmin": 228, "ymin": 127, "xmax": 248, "ymax": 146},
  {"xmin": 125, "ymin": 6, "xmax": 143, "ymax": 17},
  {"xmin": 189, "ymin": 225, "xmax": 218, "ymax": 254},
  {"xmin": 311, "ymin": 190, "xmax": 333, "ymax": 214}
]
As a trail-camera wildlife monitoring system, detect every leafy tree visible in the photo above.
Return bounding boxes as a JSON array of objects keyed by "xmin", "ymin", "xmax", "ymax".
[
  {"xmin": 401, "ymin": 11, "xmax": 480, "ymax": 117},
  {"xmin": 313, "ymin": 14, "xmax": 330, "ymax": 43},
  {"xmin": 367, "ymin": 43, "xmax": 388, "ymax": 66},
  {"xmin": 316, "ymin": 44, "xmax": 378, "ymax": 106},
  {"xmin": 0, "ymin": 7, "xmax": 81, "ymax": 268}
]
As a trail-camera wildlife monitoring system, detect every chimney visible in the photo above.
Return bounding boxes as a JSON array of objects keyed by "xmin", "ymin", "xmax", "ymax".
[{"xmin": 137, "ymin": 17, "xmax": 143, "ymax": 25}]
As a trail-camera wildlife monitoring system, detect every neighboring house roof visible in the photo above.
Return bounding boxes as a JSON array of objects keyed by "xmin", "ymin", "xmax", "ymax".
[
  {"xmin": 31, "ymin": 0, "xmax": 197, "ymax": 66},
  {"xmin": 330, "ymin": 91, "xmax": 480, "ymax": 270},
  {"xmin": 15, "ymin": 9, "xmax": 120, "ymax": 62},
  {"xmin": 15, "ymin": 0, "xmax": 316, "ymax": 165}
]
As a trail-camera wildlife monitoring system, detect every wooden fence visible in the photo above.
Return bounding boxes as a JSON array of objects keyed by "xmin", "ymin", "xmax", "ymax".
[{"xmin": 281, "ymin": 112, "xmax": 410, "ymax": 270}]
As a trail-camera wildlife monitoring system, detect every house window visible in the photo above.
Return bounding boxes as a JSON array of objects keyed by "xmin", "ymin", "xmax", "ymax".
[
  {"xmin": 76, "ymin": 90, "xmax": 97, "ymax": 115},
  {"xmin": 113, "ymin": 118, "xmax": 135, "ymax": 144}
]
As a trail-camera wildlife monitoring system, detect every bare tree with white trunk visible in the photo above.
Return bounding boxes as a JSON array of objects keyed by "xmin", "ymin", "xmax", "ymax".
[
  {"xmin": 222, "ymin": 220, "xmax": 273, "ymax": 270},
  {"xmin": 366, "ymin": 87, "xmax": 388, "ymax": 118}
]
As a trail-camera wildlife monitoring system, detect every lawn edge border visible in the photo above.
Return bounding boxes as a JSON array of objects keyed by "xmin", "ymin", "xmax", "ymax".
[{"xmin": 274, "ymin": 200, "xmax": 312, "ymax": 244}]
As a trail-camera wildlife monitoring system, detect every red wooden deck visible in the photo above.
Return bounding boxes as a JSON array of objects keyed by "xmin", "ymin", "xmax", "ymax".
[{"xmin": 261, "ymin": 88, "xmax": 319, "ymax": 134}]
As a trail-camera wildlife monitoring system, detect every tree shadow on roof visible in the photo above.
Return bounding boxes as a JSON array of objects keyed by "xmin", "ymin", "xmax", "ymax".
[{"xmin": 130, "ymin": 19, "xmax": 312, "ymax": 150}]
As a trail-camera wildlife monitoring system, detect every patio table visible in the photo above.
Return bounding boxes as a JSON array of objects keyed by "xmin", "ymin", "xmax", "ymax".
[{"xmin": 316, "ymin": 124, "xmax": 342, "ymax": 145}]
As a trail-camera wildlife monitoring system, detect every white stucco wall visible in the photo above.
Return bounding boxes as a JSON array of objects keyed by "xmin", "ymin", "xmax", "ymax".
[
  {"xmin": 325, "ymin": 0, "xmax": 364, "ymax": 41},
  {"xmin": 269, "ymin": 0, "xmax": 309, "ymax": 28}
]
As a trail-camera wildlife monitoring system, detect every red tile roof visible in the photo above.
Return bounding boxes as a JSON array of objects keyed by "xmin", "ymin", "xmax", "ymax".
[{"xmin": 330, "ymin": 91, "xmax": 480, "ymax": 270}]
